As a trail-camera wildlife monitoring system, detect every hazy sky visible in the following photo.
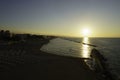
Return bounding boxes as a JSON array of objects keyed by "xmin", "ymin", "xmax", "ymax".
[{"xmin": 0, "ymin": 0, "xmax": 120, "ymax": 37}]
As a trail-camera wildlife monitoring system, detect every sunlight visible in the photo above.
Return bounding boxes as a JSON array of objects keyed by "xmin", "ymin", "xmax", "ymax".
[
  {"xmin": 82, "ymin": 28, "xmax": 91, "ymax": 37},
  {"xmin": 82, "ymin": 37, "xmax": 90, "ymax": 58}
]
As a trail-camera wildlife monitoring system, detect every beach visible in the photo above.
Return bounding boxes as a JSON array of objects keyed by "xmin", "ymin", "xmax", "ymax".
[{"xmin": 0, "ymin": 38, "xmax": 106, "ymax": 80}]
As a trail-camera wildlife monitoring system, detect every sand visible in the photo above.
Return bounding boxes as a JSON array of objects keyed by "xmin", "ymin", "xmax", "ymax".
[{"xmin": 0, "ymin": 39, "xmax": 105, "ymax": 80}]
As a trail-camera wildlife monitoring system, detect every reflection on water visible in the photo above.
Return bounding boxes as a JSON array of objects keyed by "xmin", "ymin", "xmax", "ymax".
[
  {"xmin": 82, "ymin": 37, "xmax": 90, "ymax": 58},
  {"xmin": 41, "ymin": 37, "xmax": 91, "ymax": 58},
  {"xmin": 41, "ymin": 38, "xmax": 81, "ymax": 58}
]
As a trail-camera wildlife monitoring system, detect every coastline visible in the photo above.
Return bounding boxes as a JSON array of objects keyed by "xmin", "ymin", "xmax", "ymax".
[{"xmin": 0, "ymin": 38, "xmax": 109, "ymax": 80}]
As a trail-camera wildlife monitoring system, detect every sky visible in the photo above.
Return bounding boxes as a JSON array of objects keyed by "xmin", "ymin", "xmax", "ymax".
[{"xmin": 0, "ymin": 0, "xmax": 120, "ymax": 37}]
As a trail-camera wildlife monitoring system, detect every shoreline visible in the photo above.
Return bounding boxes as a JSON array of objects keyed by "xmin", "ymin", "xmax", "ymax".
[{"xmin": 0, "ymin": 38, "xmax": 113, "ymax": 80}]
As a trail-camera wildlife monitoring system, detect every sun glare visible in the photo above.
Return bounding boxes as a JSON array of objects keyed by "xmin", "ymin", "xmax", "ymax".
[{"xmin": 82, "ymin": 28, "xmax": 91, "ymax": 37}]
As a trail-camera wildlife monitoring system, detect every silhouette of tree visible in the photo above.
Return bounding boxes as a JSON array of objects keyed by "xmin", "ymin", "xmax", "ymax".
[
  {"xmin": 4, "ymin": 30, "xmax": 11, "ymax": 41},
  {"xmin": 0, "ymin": 30, "xmax": 5, "ymax": 40}
]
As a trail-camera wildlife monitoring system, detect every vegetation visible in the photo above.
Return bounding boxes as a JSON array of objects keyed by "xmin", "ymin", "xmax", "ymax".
[{"xmin": 0, "ymin": 30, "xmax": 56, "ymax": 42}]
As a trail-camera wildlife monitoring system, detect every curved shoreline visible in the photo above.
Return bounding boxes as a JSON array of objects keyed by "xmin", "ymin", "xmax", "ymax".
[
  {"xmin": 0, "ymin": 39, "xmax": 96, "ymax": 80},
  {"xmin": 0, "ymin": 38, "xmax": 116, "ymax": 80}
]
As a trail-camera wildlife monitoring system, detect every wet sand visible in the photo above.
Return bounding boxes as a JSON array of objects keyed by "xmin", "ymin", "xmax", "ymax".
[{"xmin": 0, "ymin": 39, "xmax": 104, "ymax": 80}]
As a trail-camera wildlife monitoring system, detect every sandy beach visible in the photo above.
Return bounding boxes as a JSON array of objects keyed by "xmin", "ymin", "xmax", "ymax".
[{"xmin": 0, "ymin": 39, "xmax": 106, "ymax": 80}]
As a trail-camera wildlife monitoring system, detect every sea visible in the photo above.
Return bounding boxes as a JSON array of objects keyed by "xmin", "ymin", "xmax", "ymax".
[{"xmin": 41, "ymin": 37, "xmax": 120, "ymax": 79}]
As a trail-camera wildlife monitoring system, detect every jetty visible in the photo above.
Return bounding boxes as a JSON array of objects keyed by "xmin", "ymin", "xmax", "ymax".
[{"xmin": 90, "ymin": 48, "xmax": 115, "ymax": 80}]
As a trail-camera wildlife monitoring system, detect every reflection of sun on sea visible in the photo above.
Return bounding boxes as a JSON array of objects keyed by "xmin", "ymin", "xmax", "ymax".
[{"xmin": 82, "ymin": 37, "xmax": 90, "ymax": 58}]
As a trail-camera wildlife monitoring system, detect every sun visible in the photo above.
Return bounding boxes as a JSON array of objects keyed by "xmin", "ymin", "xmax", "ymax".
[{"xmin": 82, "ymin": 28, "xmax": 91, "ymax": 37}]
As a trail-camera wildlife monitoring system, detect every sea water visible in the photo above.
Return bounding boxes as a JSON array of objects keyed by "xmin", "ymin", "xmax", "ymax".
[{"xmin": 41, "ymin": 37, "xmax": 120, "ymax": 79}]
